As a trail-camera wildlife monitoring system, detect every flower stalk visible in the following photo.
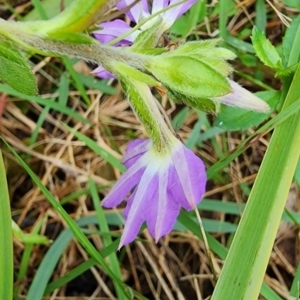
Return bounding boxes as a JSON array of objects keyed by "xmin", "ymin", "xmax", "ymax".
[{"xmin": 118, "ymin": 70, "xmax": 174, "ymax": 150}]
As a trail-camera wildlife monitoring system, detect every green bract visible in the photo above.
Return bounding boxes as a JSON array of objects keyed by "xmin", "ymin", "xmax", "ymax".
[
  {"xmin": 168, "ymin": 89, "xmax": 218, "ymax": 114},
  {"xmin": 146, "ymin": 55, "xmax": 232, "ymax": 99},
  {"xmin": 46, "ymin": 32, "xmax": 98, "ymax": 45},
  {"xmin": 112, "ymin": 61, "xmax": 161, "ymax": 86},
  {"xmin": 115, "ymin": 62, "xmax": 164, "ymax": 147},
  {"xmin": 0, "ymin": 40, "xmax": 37, "ymax": 95},
  {"xmin": 166, "ymin": 40, "xmax": 236, "ymax": 78},
  {"xmin": 172, "ymin": 39, "xmax": 236, "ymax": 60}
]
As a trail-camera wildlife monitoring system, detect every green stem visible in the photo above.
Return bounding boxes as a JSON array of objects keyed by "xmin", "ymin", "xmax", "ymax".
[
  {"xmin": 0, "ymin": 19, "xmax": 148, "ymax": 72},
  {"xmin": 211, "ymin": 65, "xmax": 300, "ymax": 299}
]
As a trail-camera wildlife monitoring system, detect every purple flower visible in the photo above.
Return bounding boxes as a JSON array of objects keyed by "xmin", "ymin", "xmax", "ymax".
[
  {"xmin": 117, "ymin": 0, "xmax": 197, "ymax": 30},
  {"xmin": 93, "ymin": 19, "xmax": 140, "ymax": 47},
  {"xmin": 102, "ymin": 138, "xmax": 206, "ymax": 248},
  {"xmin": 93, "ymin": 0, "xmax": 197, "ymax": 78}
]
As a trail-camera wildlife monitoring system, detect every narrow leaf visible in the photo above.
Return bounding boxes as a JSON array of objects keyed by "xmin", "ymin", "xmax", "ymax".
[
  {"xmin": 251, "ymin": 26, "xmax": 282, "ymax": 71},
  {"xmin": 282, "ymin": 15, "xmax": 300, "ymax": 67},
  {"xmin": 294, "ymin": 157, "xmax": 300, "ymax": 188},
  {"xmin": 0, "ymin": 151, "xmax": 13, "ymax": 300}
]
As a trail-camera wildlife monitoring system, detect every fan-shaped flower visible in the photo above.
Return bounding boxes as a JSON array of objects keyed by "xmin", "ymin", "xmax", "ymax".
[{"xmin": 102, "ymin": 138, "xmax": 206, "ymax": 248}]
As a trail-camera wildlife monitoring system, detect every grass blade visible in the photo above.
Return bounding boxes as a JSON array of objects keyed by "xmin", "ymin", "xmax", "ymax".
[
  {"xmin": 89, "ymin": 179, "xmax": 125, "ymax": 299},
  {"xmin": 0, "ymin": 151, "xmax": 13, "ymax": 300}
]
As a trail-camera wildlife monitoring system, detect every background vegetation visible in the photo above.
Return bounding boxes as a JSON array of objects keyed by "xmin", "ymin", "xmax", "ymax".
[{"xmin": 1, "ymin": 0, "xmax": 300, "ymax": 299}]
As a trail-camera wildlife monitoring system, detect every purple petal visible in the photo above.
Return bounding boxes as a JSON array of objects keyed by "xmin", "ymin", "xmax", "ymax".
[
  {"xmin": 146, "ymin": 166, "xmax": 180, "ymax": 241},
  {"xmin": 214, "ymin": 80, "xmax": 270, "ymax": 112},
  {"xmin": 94, "ymin": 20, "xmax": 136, "ymax": 46},
  {"xmin": 154, "ymin": 194, "xmax": 180, "ymax": 241},
  {"xmin": 123, "ymin": 190, "xmax": 135, "ymax": 220},
  {"xmin": 92, "ymin": 66, "xmax": 115, "ymax": 79},
  {"xmin": 152, "ymin": 0, "xmax": 169, "ymax": 13},
  {"xmin": 102, "ymin": 156, "xmax": 149, "ymax": 207},
  {"xmin": 168, "ymin": 165, "xmax": 190, "ymax": 210},
  {"xmin": 117, "ymin": 0, "xmax": 149, "ymax": 23},
  {"xmin": 123, "ymin": 139, "xmax": 151, "ymax": 168},
  {"xmin": 171, "ymin": 143, "xmax": 206, "ymax": 209},
  {"xmin": 162, "ymin": 0, "xmax": 197, "ymax": 27},
  {"xmin": 176, "ymin": 0, "xmax": 197, "ymax": 18},
  {"xmin": 119, "ymin": 164, "xmax": 159, "ymax": 248},
  {"xmin": 143, "ymin": 181, "xmax": 159, "ymax": 238}
]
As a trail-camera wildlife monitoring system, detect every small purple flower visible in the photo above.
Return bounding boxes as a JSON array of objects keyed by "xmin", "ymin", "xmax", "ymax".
[
  {"xmin": 117, "ymin": 0, "xmax": 197, "ymax": 30},
  {"xmin": 102, "ymin": 138, "xmax": 206, "ymax": 248},
  {"xmin": 93, "ymin": 19, "xmax": 139, "ymax": 47}
]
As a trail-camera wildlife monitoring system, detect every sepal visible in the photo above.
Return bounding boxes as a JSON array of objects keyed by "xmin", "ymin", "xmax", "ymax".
[
  {"xmin": 171, "ymin": 39, "xmax": 236, "ymax": 61},
  {"xmin": 146, "ymin": 55, "xmax": 232, "ymax": 99},
  {"xmin": 112, "ymin": 61, "xmax": 161, "ymax": 86},
  {"xmin": 115, "ymin": 64, "xmax": 165, "ymax": 148},
  {"xmin": 46, "ymin": 32, "xmax": 98, "ymax": 45},
  {"xmin": 168, "ymin": 89, "xmax": 218, "ymax": 114}
]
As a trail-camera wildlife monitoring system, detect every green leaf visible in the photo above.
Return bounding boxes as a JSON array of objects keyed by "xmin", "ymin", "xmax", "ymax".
[
  {"xmin": 275, "ymin": 62, "xmax": 299, "ymax": 77},
  {"xmin": 225, "ymin": 35, "xmax": 255, "ymax": 53},
  {"xmin": 290, "ymin": 263, "xmax": 300, "ymax": 297},
  {"xmin": 168, "ymin": 89, "xmax": 218, "ymax": 114},
  {"xmin": 89, "ymin": 179, "xmax": 125, "ymax": 299},
  {"xmin": 283, "ymin": 0, "xmax": 300, "ymax": 8},
  {"xmin": 282, "ymin": 15, "xmax": 300, "ymax": 68},
  {"xmin": 24, "ymin": 0, "xmax": 74, "ymax": 21},
  {"xmin": 12, "ymin": 220, "xmax": 50, "ymax": 245},
  {"xmin": 251, "ymin": 27, "xmax": 283, "ymax": 71},
  {"xmin": 294, "ymin": 157, "xmax": 300, "ymax": 188},
  {"xmin": 0, "ymin": 41, "xmax": 37, "ymax": 95},
  {"xmin": 173, "ymin": 40, "xmax": 235, "ymax": 60},
  {"xmin": 46, "ymin": 31, "xmax": 97, "ymax": 44},
  {"xmin": 214, "ymin": 90, "xmax": 279, "ymax": 131},
  {"xmin": 147, "ymin": 55, "xmax": 231, "ymax": 99},
  {"xmin": 255, "ymin": 0, "xmax": 267, "ymax": 32},
  {"xmin": 199, "ymin": 57, "xmax": 233, "ymax": 77},
  {"xmin": 169, "ymin": 41, "xmax": 236, "ymax": 77},
  {"xmin": 77, "ymin": 73, "xmax": 116, "ymax": 95},
  {"xmin": 0, "ymin": 151, "xmax": 13, "ymax": 300},
  {"xmin": 211, "ymin": 62, "xmax": 300, "ymax": 300},
  {"xmin": 27, "ymin": 215, "xmax": 119, "ymax": 300}
]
